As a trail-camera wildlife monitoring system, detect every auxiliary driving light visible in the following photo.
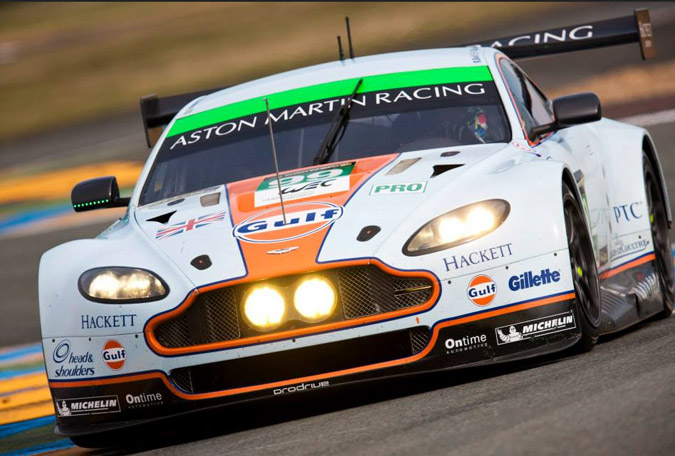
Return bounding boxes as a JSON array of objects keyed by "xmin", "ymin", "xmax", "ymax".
[
  {"xmin": 243, "ymin": 286, "xmax": 286, "ymax": 331},
  {"xmin": 294, "ymin": 277, "xmax": 337, "ymax": 322}
]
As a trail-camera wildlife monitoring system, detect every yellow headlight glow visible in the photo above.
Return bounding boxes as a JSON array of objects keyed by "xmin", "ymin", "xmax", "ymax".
[
  {"xmin": 244, "ymin": 286, "xmax": 286, "ymax": 331},
  {"xmin": 465, "ymin": 207, "xmax": 495, "ymax": 234},
  {"xmin": 294, "ymin": 277, "xmax": 336, "ymax": 323},
  {"xmin": 404, "ymin": 200, "xmax": 510, "ymax": 256},
  {"xmin": 84, "ymin": 268, "xmax": 166, "ymax": 301},
  {"xmin": 437, "ymin": 216, "xmax": 465, "ymax": 244}
]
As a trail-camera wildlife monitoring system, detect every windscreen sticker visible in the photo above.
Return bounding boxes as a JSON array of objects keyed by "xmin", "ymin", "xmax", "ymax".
[
  {"xmin": 168, "ymin": 66, "xmax": 493, "ymax": 137},
  {"xmin": 254, "ymin": 162, "xmax": 355, "ymax": 207},
  {"xmin": 165, "ymin": 81, "xmax": 500, "ymax": 152}
]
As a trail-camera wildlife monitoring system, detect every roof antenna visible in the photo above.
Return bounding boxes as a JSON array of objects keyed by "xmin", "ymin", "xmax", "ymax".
[
  {"xmin": 345, "ymin": 17, "xmax": 355, "ymax": 59},
  {"xmin": 337, "ymin": 35, "xmax": 345, "ymax": 61},
  {"xmin": 263, "ymin": 98, "xmax": 287, "ymax": 225}
]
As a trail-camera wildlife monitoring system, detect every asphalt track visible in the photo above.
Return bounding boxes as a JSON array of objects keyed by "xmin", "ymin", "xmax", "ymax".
[{"xmin": 1, "ymin": 2, "xmax": 675, "ymax": 455}]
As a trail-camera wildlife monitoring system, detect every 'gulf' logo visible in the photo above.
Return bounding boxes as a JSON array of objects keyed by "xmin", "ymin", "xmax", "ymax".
[
  {"xmin": 467, "ymin": 274, "xmax": 496, "ymax": 306},
  {"xmin": 102, "ymin": 339, "xmax": 126, "ymax": 370},
  {"xmin": 233, "ymin": 201, "xmax": 343, "ymax": 243}
]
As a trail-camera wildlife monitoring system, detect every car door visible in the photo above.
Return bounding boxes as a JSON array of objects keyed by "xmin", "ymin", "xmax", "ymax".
[{"xmin": 498, "ymin": 58, "xmax": 610, "ymax": 268}]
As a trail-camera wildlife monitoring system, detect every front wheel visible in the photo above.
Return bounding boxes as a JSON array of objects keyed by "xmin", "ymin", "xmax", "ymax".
[
  {"xmin": 563, "ymin": 182, "xmax": 601, "ymax": 352},
  {"xmin": 643, "ymin": 152, "xmax": 674, "ymax": 318}
]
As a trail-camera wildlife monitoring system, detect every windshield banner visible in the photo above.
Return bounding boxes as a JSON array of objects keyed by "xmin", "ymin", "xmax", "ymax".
[{"xmin": 164, "ymin": 80, "xmax": 500, "ymax": 153}]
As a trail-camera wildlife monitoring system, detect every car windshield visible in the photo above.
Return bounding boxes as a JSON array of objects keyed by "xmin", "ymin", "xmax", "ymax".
[{"xmin": 140, "ymin": 76, "xmax": 510, "ymax": 205}]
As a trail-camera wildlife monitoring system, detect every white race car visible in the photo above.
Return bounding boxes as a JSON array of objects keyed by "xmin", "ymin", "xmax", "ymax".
[{"xmin": 40, "ymin": 10, "xmax": 673, "ymax": 447}]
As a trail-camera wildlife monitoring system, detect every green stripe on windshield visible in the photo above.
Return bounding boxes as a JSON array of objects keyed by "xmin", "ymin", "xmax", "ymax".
[{"xmin": 167, "ymin": 66, "xmax": 493, "ymax": 137}]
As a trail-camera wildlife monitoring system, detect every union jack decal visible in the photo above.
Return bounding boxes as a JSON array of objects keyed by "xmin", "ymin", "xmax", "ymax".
[{"xmin": 155, "ymin": 211, "xmax": 226, "ymax": 240}]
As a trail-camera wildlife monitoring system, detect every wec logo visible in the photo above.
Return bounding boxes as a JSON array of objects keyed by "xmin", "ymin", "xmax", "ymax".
[
  {"xmin": 467, "ymin": 274, "xmax": 496, "ymax": 306},
  {"xmin": 233, "ymin": 202, "xmax": 343, "ymax": 243}
]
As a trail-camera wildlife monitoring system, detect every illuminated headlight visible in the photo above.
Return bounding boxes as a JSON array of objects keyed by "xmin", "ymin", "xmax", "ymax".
[
  {"xmin": 243, "ymin": 286, "xmax": 286, "ymax": 331},
  {"xmin": 79, "ymin": 267, "xmax": 167, "ymax": 302},
  {"xmin": 403, "ymin": 199, "xmax": 510, "ymax": 256},
  {"xmin": 294, "ymin": 277, "xmax": 337, "ymax": 323}
]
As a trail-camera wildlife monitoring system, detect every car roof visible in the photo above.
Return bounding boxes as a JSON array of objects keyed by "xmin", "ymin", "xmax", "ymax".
[{"xmin": 178, "ymin": 46, "xmax": 500, "ymax": 119}]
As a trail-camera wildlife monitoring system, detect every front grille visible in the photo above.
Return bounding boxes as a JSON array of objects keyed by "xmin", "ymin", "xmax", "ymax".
[
  {"xmin": 409, "ymin": 326, "xmax": 432, "ymax": 354},
  {"xmin": 337, "ymin": 267, "xmax": 433, "ymax": 319},
  {"xmin": 155, "ymin": 288, "xmax": 240, "ymax": 348},
  {"xmin": 153, "ymin": 265, "xmax": 434, "ymax": 350},
  {"xmin": 170, "ymin": 326, "xmax": 431, "ymax": 394}
]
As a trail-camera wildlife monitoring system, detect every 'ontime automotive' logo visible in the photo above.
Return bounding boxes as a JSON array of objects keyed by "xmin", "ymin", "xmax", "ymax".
[{"xmin": 233, "ymin": 202, "xmax": 343, "ymax": 243}]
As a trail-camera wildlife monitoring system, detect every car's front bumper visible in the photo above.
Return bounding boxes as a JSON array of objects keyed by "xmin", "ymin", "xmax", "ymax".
[{"xmin": 50, "ymin": 292, "xmax": 578, "ymax": 437}]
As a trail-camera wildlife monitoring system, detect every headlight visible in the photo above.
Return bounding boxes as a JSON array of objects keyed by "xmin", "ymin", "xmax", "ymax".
[
  {"xmin": 243, "ymin": 286, "xmax": 286, "ymax": 331},
  {"xmin": 79, "ymin": 267, "xmax": 168, "ymax": 303},
  {"xmin": 294, "ymin": 277, "xmax": 337, "ymax": 323},
  {"xmin": 403, "ymin": 199, "xmax": 510, "ymax": 256}
]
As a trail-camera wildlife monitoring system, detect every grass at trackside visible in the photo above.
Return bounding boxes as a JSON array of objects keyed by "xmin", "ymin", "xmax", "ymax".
[{"xmin": 0, "ymin": 2, "xmax": 559, "ymax": 142}]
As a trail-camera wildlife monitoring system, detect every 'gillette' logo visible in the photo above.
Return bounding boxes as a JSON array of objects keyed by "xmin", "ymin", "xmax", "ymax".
[
  {"xmin": 233, "ymin": 202, "xmax": 343, "ymax": 243},
  {"xmin": 509, "ymin": 269, "xmax": 561, "ymax": 291}
]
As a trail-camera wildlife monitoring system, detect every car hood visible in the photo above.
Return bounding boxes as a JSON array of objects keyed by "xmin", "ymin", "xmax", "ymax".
[{"xmin": 134, "ymin": 143, "xmax": 511, "ymax": 287}]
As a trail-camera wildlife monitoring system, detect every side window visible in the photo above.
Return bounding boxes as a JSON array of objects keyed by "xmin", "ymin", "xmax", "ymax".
[
  {"xmin": 499, "ymin": 59, "xmax": 554, "ymax": 137},
  {"xmin": 523, "ymin": 74, "xmax": 555, "ymax": 126}
]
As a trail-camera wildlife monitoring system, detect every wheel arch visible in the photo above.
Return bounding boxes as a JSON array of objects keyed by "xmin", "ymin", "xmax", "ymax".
[
  {"xmin": 642, "ymin": 133, "xmax": 672, "ymax": 226},
  {"xmin": 561, "ymin": 166, "xmax": 594, "ymax": 243}
]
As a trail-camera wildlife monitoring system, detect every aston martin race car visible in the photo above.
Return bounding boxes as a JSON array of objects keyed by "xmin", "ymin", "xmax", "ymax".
[{"xmin": 39, "ymin": 10, "xmax": 673, "ymax": 447}]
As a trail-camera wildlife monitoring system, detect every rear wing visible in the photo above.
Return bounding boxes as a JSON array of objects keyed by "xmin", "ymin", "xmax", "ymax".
[
  {"xmin": 139, "ymin": 9, "xmax": 655, "ymax": 148},
  {"xmin": 140, "ymin": 87, "xmax": 226, "ymax": 148},
  {"xmin": 473, "ymin": 9, "xmax": 655, "ymax": 60}
]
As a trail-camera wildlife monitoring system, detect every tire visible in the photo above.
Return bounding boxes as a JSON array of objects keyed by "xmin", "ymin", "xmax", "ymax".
[
  {"xmin": 563, "ymin": 181, "xmax": 601, "ymax": 352},
  {"xmin": 643, "ymin": 152, "xmax": 674, "ymax": 318}
]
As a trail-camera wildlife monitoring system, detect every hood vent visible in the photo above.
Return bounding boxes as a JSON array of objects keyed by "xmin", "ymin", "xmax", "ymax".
[
  {"xmin": 200, "ymin": 193, "xmax": 221, "ymax": 207},
  {"xmin": 386, "ymin": 158, "xmax": 420, "ymax": 175},
  {"xmin": 146, "ymin": 211, "xmax": 176, "ymax": 224},
  {"xmin": 431, "ymin": 164, "xmax": 463, "ymax": 177},
  {"xmin": 441, "ymin": 151, "xmax": 460, "ymax": 157}
]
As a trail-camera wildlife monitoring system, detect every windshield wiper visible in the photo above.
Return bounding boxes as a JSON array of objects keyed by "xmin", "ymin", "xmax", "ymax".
[{"xmin": 313, "ymin": 78, "xmax": 363, "ymax": 165}]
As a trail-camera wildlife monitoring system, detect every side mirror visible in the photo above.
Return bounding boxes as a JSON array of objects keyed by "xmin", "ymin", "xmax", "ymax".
[
  {"xmin": 553, "ymin": 93, "xmax": 602, "ymax": 126},
  {"xmin": 71, "ymin": 176, "xmax": 130, "ymax": 212},
  {"xmin": 529, "ymin": 92, "xmax": 602, "ymax": 139}
]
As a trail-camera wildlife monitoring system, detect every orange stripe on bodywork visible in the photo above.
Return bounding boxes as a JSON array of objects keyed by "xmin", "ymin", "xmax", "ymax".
[
  {"xmin": 144, "ymin": 154, "xmax": 423, "ymax": 355},
  {"xmin": 599, "ymin": 253, "xmax": 655, "ymax": 279},
  {"xmin": 227, "ymin": 154, "xmax": 397, "ymax": 281},
  {"xmin": 145, "ymin": 259, "xmax": 440, "ymax": 355},
  {"xmin": 53, "ymin": 292, "xmax": 575, "ymax": 400}
]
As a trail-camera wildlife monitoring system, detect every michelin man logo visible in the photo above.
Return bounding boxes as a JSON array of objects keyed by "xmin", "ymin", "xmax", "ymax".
[
  {"xmin": 55, "ymin": 400, "xmax": 71, "ymax": 417},
  {"xmin": 497, "ymin": 326, "xmax": 523, "ymax": 344}
]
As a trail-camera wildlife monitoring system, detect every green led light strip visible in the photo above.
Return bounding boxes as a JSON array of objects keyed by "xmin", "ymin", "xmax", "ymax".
[
  {"xmin": 167, "ymin": 65, "xmax": 493, "ymax": 137},
  {"xmin": 73, "ymin": 198, "xmax": 110, "ymax": 209}
]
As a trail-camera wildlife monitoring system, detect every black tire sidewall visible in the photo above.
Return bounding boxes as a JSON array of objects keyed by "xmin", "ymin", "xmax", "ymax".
[{"xmin": 563, "ymin": 182, "xmax": 600, "ymax": 351}]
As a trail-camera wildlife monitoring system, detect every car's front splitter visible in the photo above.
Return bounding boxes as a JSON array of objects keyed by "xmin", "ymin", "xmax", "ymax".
[{"xmin": 51, "ymin": 295, "xmax": 579, "ymax": 438}]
